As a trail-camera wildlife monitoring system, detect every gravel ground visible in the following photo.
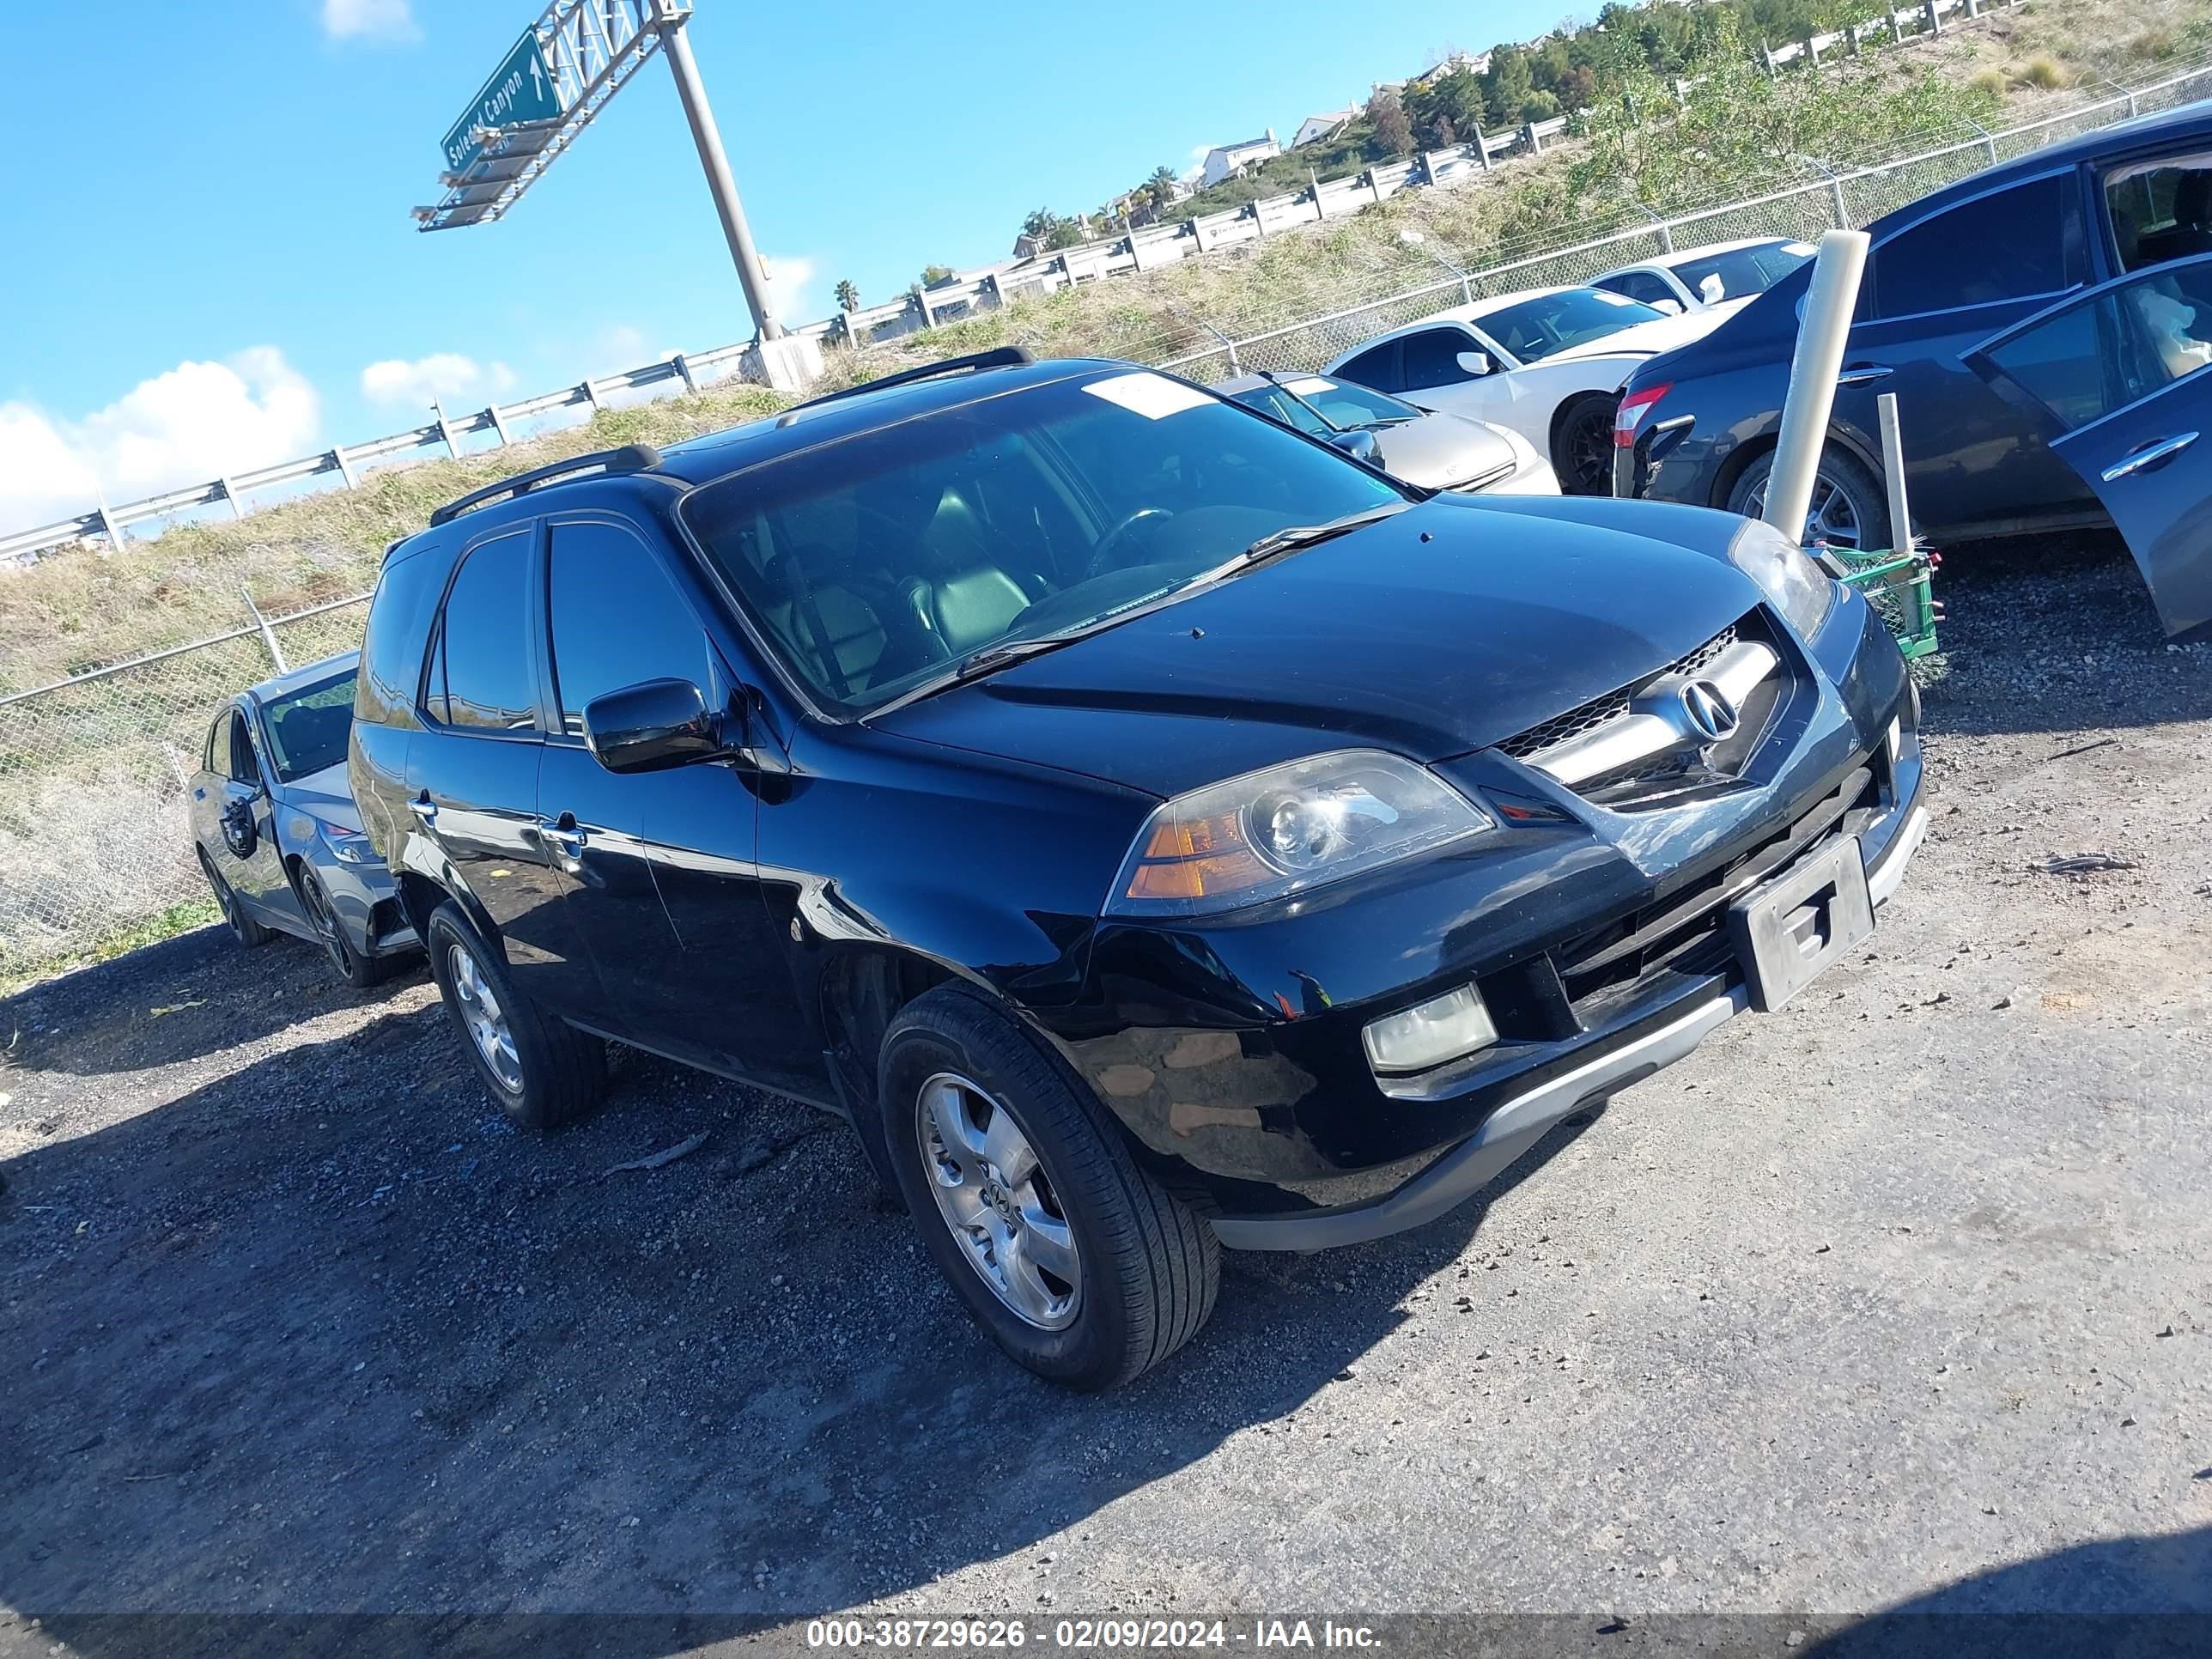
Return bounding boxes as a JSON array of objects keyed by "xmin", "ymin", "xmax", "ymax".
[{"xmin": 2, "ymin": 537, "xmax": 2208, "ymax": 1655}]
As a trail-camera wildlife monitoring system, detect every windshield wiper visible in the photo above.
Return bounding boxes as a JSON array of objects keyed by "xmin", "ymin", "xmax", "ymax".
[
  {"xmin": 1229, "ymin": 503, "xmax": 1412, "ymax": 568},
  {"xmin": 863, "ymin": 629, "xmax": 1108, "ymax": 720}
]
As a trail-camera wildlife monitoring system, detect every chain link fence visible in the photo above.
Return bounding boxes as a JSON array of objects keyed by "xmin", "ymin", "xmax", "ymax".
[
  {"xmin": 0, "ymin": 594, "xmax": 368, "ymax": 970},
  {"xmin": 6, "ymin": 54, "xmax": 2212, "ymax": 976}
]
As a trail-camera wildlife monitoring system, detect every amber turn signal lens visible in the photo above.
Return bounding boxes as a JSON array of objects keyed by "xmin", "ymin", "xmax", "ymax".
[{"xmin": 1122, "ymin": 811, "xmax": 1273, "ymax": 901}]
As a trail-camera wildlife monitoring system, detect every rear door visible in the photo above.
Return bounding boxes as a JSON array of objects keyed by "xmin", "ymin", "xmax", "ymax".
[
  {"xmin": 1839, "ymin": 168, "xmax": 2094, "ymax": 532},
  {"xmin": 1967, "ymin": 251, "xmax": 2212, "ymax": 637},
  {"xmin": 404, "ymin": 524, "xmax": 587, "ymax": 1012}
]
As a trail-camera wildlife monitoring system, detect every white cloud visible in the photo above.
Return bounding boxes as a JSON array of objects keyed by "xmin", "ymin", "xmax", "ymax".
[
  {"xmin": 359, "ymin": 352, "xmax": 515, "ymax": 410},
  {"xmin": 320, "ymin": 0, "xmax": 418, "ymax": 42},
  {"xmin": 0, "ymin": 349, "xmax": 320, "ymax": 531},
  {"xmin": 762, "ymin": 255, "xmax": 818, "ymax": 323}
]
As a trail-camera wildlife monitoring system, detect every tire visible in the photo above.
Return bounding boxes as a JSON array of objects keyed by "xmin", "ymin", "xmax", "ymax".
[
  {"xmin": 295, "ymin": 863, "xmax": 394, "ymax": 990},
  {"xmin": 198, "ymin": 848, "xmax": 273, "ymax": 948},
  {"xmin": 1553, "ymin": 396, "xmax": 1620, "ymax": 496},
  {"xmin": 424, "ymin": 901, "xmax": 607, "ymax": 1130},
  {"xmin": 1725, "ymin": 445, "xmax": 1892, "ymax": 553},
  {"xmin": 878, "ymin": 986, "xmax": 1219, "ymax": 1391}
]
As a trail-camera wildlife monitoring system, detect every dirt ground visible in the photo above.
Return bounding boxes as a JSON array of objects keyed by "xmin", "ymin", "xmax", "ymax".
[{"xmin": 3, "ymin": 537, "xmax": 2208, "ymax": 1656}]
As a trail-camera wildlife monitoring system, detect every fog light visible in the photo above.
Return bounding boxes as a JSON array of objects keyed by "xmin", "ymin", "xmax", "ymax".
[
  {"xmin": 1885, "ymin": 716, "xmax": 1901, "ymax": 764},
  {"xmin": 1362, "ymin": 985, "xmax": 1498, "ymax": 1076}
]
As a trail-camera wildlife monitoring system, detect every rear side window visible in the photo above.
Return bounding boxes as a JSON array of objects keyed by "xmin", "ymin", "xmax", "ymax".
[
  {"xmin": 1401, "ymin": 328, "xmax": 1487, "ymax": 387},
  {"xmin": 434, "ymin": 532, "xmax": 537, "ymax": 731},
  {"xmin": 1871, "ymin": 175, "xmax": 2070, "ymax": 317},
  {"xmin": 205, "ymin": 714, "xmax": 230, "ymax": 775},
  {"xmin": 357, "ymin": 542, "xmax": 453, "ymax": 728},
  {"xmin": 548, "ymin": 521, "xmax": 708, "ymax": 737},
  {"xmin": 1335, "ymin": 341, "xmax": 1402, "ymax": 392},
  {"xmin": 226, "ymin": 710, "xmax": 261, "ymax": 787}
]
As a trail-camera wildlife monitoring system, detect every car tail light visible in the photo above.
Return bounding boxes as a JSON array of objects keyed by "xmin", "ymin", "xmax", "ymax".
[{"xmin": 1614, "ymin": 382, "xmax": 1672, "ymax": 449}]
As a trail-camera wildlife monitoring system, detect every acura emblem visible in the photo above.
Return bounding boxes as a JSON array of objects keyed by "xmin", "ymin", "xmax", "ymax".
[{"xmin": 1680, "ymin": 679, "xmax": 1741, "ymax": 742}]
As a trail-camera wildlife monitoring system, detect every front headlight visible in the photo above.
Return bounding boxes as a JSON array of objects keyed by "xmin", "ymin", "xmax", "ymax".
[
  {"xmin": 1106, "ymin": 750, "xmax": 1492, "ymax": 918},
  {"xmin": 1728, "ymin": 516, "xmax": 1837, "ymax": 637}
]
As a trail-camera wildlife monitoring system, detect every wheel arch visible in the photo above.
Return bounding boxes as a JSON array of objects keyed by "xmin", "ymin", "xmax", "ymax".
[
  {"xmin": 396, "ymin": 868, "xmax": 500, "ymax": 955},
  {"xmin": 1711, "ymin": 422, "xmax": 1887, "ymax": 512}
]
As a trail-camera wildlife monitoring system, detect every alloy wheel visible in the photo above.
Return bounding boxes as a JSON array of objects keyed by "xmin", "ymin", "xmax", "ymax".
[
  {"xmin": 447, "ymin": 942, "xmax": 521, "ymax": 1091},
  {"xmin": 1741, "ymin": 471, "xmax": 1868, "ymax": 550},
  {"xmin": 1562, "ymin": 405, "xmax": 1613, "ymax": 495},
  {"xmin": 300, "ymin": 871, "xmax": 352, "ymax": 975},
  {"xmin": 915, "ymin": 1072, "xmax": 1081, "ymax": 1331}
]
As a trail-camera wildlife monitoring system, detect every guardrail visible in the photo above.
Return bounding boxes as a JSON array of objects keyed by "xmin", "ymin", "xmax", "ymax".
[{"xmin": 2, "ymin": 0, "xmax": 2037, "ymax": 566}]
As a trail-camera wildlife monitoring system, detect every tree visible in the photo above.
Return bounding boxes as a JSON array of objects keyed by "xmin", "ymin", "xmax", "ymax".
[
  {"xmin": 918, "ymin": 264, "xmax": 955, "ymax": 289},
  {"xmin": 1017, "ymin": 207, "xmax": 1086, "ymax": 253},
  {"xmin": 834, "ymin": 278, "xmax": 860, "ymax": 313},
  {"xmin": 1364, "ymin": 87, "xmax": 1413, "ymax": 161},
  {"xmin": 1482, "ymin": 46, "xmax": 1536, "ymax": 130}
]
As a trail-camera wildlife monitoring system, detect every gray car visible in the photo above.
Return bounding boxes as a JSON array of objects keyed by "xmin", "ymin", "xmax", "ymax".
[
  {"xmin": 1218, "ymin": 370, "xmax": 1560, "ymax": 494},
  {"xmin": 188, "ymin": 651, "xmax": 417, "ymax": 986}
]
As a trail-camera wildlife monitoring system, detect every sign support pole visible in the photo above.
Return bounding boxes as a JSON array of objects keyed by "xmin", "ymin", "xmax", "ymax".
[{"xmin": 652, "ymin": 3, "xmax": 783, "ymax": 341}]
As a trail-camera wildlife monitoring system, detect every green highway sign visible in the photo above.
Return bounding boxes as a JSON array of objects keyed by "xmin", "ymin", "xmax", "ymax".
[{"xmin": 441, "ymin": 30, "xmax": 561, "ymax": 172}]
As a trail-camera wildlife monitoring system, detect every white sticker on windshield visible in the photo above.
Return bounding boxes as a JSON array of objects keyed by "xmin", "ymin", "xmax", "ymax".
[
  {"xmin": 1285, "ymin": 375, "xmax": 1335, "ymax": 394},
  {"xmin": 1784, "ymin": 241, "xmax": 1818, "ymax": 256},
  {"xmin": 1083, "ymin": 372, "xmax": 1212, "ymax": 420}
]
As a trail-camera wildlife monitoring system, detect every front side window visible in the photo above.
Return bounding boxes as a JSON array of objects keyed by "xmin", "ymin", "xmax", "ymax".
[
  {"xmin": 2106, "ymin": 152, "xmax": 2212, "ymax": 272},
  {"xmin": 681, "ymin": 371, "xmax": 1405, "ymax": 714},
  {"xmin": 1599, "ymin": 270, "xmax": 1681, "ymax": 309},
  {"xmin": 1401, "ymin": 328, "xmax": 1491, "ymax": 387},
  {"xmin": 1472, "ymin": 289, "xmax": 1667, "ymax": 362},
  {"xmin": 435, "ymin": 532, "xmax": 537, "ymax": 732},
  {"xmin": 205, "ymin": 714, "xmax": 230, "ymax": 775},
  {"xmin": 226, "ymin": 709, "xmax": 261, "ymax": 787},
  {"xmin": 261, "ymin": 667, "xmax": 358, "ymax": 781},
  {"xmin": 1667, "ymin": 241, "xmax": 1814, "ymax": 305},
  {"xmin": 1871, "ymin": 175, "xmax": 2069, "ymax": 318},
  {"xmin": 548, "ymin": 521, "xmax": 708, "ymax": 736},
  {"xmin": 1334, "ymin": 342, "xmax": 1402, "ymax": 392}
]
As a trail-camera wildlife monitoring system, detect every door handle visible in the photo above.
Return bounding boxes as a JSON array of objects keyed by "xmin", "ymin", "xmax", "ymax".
[
  {"xmin": 408, "ymin": 794, "xmax": 438, "ymax": 826},
  {"xmin": 541, "ymin": 818, "xmax": 587, "ymax": 857},
  {"xmin": 2101, "ymin": 430, "xmax": 2197, "ymax": 482},
  {"xmin": 1835, "ymin": 364, "xmax": 1893, "ymax": 387}
]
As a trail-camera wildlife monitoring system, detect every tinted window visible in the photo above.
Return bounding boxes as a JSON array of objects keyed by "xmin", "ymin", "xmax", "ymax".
[
  {"xmin": 1872, "ymin": 175, "xmax": 2069, "ymax": 317},
  {"xmin": 1474, "ymin": 289, "xmax": 1666, "ymax": 362},
  {"xmin": 2106, "ymin": 157, "xmax": 2212, "ymax": 272},
  {"xmin": 681, "ymin": 372, "xmax": 1404, "ymax": 714},
  {"xmin": 549, "ymin": 521, "xmax": 708, "ymax": 737},
  {"xmin": 356, "ymin": 544, "xmax": 449, "ymax": 729},
  {"xmin": 1234, "ymin": 376, "xmax": 1422, "ymax": 435},
  {"xmin": 1668, "ymin": 242, "xmax": 1814, "ymax": 304},
  {"xmin": 261, "ymin": 668, "xmax": 357, "ymax": 782},
  {"xmin": 1334, "ymin": 342, "xmax": 1402, "ymax": 392},
  {"xmin": 1601, "ymin": 270, "xmax": 1680, "ymax": 308},
  {"xmin": 437, "ymin": 532, "xmax": 537, "ymax": 731},
  {"xmin": 226, "ymin": 710, "xmax": 261, "ymax": 787},
  {"xmin": 1401, "ymin": 328, "xmax": 1487, "ymax": 388},
  {"xmin": 1988, "ymin": 260, "xmax": 2212, "ymax": 428}
]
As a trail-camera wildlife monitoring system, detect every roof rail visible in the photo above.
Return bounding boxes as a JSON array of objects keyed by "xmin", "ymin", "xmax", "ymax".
[
  {"xmin": 784, "ymin": 345, "xmax": 1036, "ymax": 417},
  {"xmin": 428, "ymin": 443, "xmax": 664, "ymax": 527}
]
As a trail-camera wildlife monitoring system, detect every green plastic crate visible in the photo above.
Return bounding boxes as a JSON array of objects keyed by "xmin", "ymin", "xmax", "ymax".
[{"xmin": 1830, "ymin": 546, "xmax": 1941, "ymax": 659}]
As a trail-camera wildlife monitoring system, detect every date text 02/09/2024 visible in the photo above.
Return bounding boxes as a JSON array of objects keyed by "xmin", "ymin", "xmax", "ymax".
[{"xmin": 803, "ymin": 1618, "xmax": 1383, "ymax": 1650}]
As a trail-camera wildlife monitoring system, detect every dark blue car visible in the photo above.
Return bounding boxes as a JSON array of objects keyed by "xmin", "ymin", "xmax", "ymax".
[{"xmin": 1616, "ymin": 100, "xmax": 2212, "ymax": 637}]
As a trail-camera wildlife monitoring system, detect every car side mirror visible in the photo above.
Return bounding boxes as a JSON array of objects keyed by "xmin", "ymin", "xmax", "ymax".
[
  {"xmin": 1455, "ymin": 350, "xmax": 1492, "ymax": 377},
  {"xmin": 1326, "ymin": 429, "xmax": 1382, "ymax": 465},
  {"xmin": 582, "ymin": 678, "xmax": 721, "ymax": 775},
  {"xmin": 1653, "ymin": 296, "xmax": 1685, "ymax": 316}
]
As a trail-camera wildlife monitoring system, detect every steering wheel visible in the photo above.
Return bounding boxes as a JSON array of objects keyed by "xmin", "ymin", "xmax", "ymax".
[{"xmin": 1084, "ymin": 508, "xmax": 1176, "ymax": 581}]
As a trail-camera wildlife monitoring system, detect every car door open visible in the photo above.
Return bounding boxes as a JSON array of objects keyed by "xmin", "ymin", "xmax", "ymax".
[{"xmin": 1966, "ymin": 250, "xmax": 2212, "ymax": 637}]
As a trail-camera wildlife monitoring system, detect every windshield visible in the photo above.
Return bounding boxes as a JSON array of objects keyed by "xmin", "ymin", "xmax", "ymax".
[
  {"xmin": 260, "ymin": 668, "xmax": 356, "ymax": 783},
  {"xmin": 1668, "ymin": 241, "xmax": 1815, "ymax": 305},
  {"xmin": 1231, "ymin": 376, "xmax": 1423, "ymax": 434},
  {"xmin": 1476, "ymin": 289, "xmax": 1666, "ymax": 362},
  {"xmin": 680, "ymin": 370, "xmax": 1406, "ymax": 715}
]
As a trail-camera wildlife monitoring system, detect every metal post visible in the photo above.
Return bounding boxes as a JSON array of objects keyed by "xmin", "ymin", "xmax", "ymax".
[
  {"xmin": 1877, "ymin": 393, "xmax": 1912, "ymax": 551},
  {"xmin": 580, "ymin": 378, "xmax": 602, "ymax": 410},
  {"xmin": 672, "ymin": 353, "xmax": 700, "ymax": 393},
  {"xmin": 1470, "ymin": 121, "xmax": 1490, "ymax": 170},
  {"xmin": 95, "ymin": 491, "xmax": 129, "ymax": 552},
  {"xmin": 1523, "ymin": 122, "xmax": 1541, "ymax": 155},
  {"xmin": 1764, "ymin": 229, "xmax": 1870, "ymax": 544},
  {"xmin": 331, "ymin": 445, "xmax": 358, "ymax": 489},
  {"xmin": 1968, "ymin": 118, "xmax": 1998, "ymax": 164},
  {"xmin": 486, "ymin": 403, "xmax": 513, "ymax": 447},
  {"xmin": 1923, "ymin": 0, "xmax": 1941, "ymax": 35},
  {"xmin": 240, "ymin": 586, "xmax": 287, "ymax": 673},
  {"xmin": 217, "ymin": 476, "xmax": 245, "ymax": 519},
  {"xmin": 914, "ymin": 285, "xmax": 937, "ymax": 327},
  {"xmin": 1637, "ymin": 204, "xmax": 1674, "ymax": 254},
  {"xmin": 652, "ymin": 1, "xmax": 782, "ymax": 341},
  {"xmin": 432, "ymin": 398, "xmax": 462, "ymax": 459}
]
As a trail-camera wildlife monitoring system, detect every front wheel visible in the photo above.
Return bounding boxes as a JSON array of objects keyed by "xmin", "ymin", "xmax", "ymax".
[
  {"xmin": 878, "ymin": 987, "xmax": 1219, "ymax": 1391},
  {"xmin": 424, "ymin": 902, "xmax": 606, "ymax": 1130},
  {"xmin": 296, "ymin": 863, "xmax": 393, "ymax": 989},
  {"xmin": 1726, "ymin": 446, "xmax": 1892, "ymax": 553},
  {"xmin": 1553, "ymin": 397, "xmax": 1619, "ymax": 495}
]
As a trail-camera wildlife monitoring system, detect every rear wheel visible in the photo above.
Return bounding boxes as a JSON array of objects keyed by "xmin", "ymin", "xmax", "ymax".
[
  {"xmin": 425, "ymin": 902, "xmax": 606, "ymax": 1130},
  {"xmin": 1553, "ymin": 396, "xmax": 1619, "ymax": 495},
  {"xmin": 1726, "ymin": 446, "xmax": 1892, "ymax": 553},
  {"xmin": 296, "ymin": 863, "xmax": 393, "ymax": 989},
  {"xmin": 879, "ymin": 986, "xmax": 1219, "ymax": 1390},
  {"xmin": 198, "ymin": 848, "xmax": 272, "ymax": 948}
]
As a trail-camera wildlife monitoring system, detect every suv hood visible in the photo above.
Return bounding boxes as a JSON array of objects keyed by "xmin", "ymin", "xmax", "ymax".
[
  {"xmin": 1541, "ymin": 298, "xmax": 1747, "ymax": 365},
  {"xmin": 875, "ymin": 497, "xmax": 1760, "ymax": 800}
]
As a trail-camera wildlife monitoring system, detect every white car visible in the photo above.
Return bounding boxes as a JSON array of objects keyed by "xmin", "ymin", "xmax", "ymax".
[
  {"xmin": 1216, "ymin": 371, "xmax": 1559, "ymax": 495},
  {"xmin": 1323, "ymin": 285, "xmax": 1741, "ymax": 495},
  {"xmin": 1590, "ymin": 236, "xmax": 1816, "ymax": 313}
]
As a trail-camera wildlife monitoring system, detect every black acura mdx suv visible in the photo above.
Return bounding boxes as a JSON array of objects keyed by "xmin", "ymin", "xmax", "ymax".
[{"xmin": 352, "ymin": 347, "xmax": 1926, "ymax": 1389}]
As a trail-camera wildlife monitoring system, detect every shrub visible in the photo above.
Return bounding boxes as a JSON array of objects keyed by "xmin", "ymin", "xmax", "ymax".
[
  {"xmin": 1970, "ymin": 67, "xmax": 2008, "ymax": 100},
  {"xmin": 2021, "ymin": 54, "xmax": 2067, "ymax": 89}
]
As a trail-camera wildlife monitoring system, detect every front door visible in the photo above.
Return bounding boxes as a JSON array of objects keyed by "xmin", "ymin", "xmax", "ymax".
[
  {"xmin": 538, "ymin": 515, "xmax": 816, "ymax": 1088},
  {"xmin": 1968, "ymin": 251, "xmax": 2212, "ymax": 638},
  {"xmin": 196, "ymin": 705, "xmax": 289, "ymax": 918}
]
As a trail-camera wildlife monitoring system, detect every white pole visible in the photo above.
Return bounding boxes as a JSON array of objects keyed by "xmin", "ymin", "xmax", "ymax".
[
  {"xmin": 1877, "ymin": 392, "xmax": 1911, "ymax": 552},
  {"xmin": 1762, "ymin": 228, "xmax": 1869, "ymax": 544}
]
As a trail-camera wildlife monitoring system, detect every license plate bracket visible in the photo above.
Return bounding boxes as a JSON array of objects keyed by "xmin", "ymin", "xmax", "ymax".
[{"xmin": 1728, "ymin": 835, "xmax": 1875, "ymax": 1012}]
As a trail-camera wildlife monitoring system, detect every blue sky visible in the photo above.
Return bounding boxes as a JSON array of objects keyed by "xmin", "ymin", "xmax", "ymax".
[{"xmin": 0, "ymin": 0, "xmax": 1554, "ymax": 530}]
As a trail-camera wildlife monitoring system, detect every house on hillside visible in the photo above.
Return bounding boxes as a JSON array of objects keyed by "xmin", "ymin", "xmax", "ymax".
[
  {"xmin": 1411, "ymin": 49, "xmax": 1492, "ymax": 85},
  {"xmin": 1291, "ymin": 104, "xmax": 1361, "ymax": 149},
  {"xmin": 1199, "ymin": 130, "xmax": 1279, "ymax": 188}
]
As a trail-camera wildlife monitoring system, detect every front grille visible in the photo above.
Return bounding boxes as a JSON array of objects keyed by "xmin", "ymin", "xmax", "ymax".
[
  {"xmin": 1555, "ymin": 766, "xmax": 1877, "ymax": 1012},
  {"xmin": 1498, "ymin": 622, "xmax": 1741, "ymax": 760}
]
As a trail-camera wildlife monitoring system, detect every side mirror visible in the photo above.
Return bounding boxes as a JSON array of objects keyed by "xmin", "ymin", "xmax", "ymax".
[
  {"xmin": 1455, "ymin": 350, "xmax": 1493, "ymax": 378},
  {"xmin": 1653, "ymin": 296, "xmax": 1686, "ymax": 316},
  {"xmin": 582, "ymin": 678, "xmax": 721, "ymax": 775},
  {"xmin": 1327, "ymin": 429, "xmax": 1382, "ymax": 465}
]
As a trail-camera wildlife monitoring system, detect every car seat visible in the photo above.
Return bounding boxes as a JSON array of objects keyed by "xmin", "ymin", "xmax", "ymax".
[
  {"xmin": 2136, "ymin": 170, "xmax": 2212, "ymax": 266},
  {"xmin": 906, "ymin": 487, "xmax": 1040, "ymax": 656}
]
